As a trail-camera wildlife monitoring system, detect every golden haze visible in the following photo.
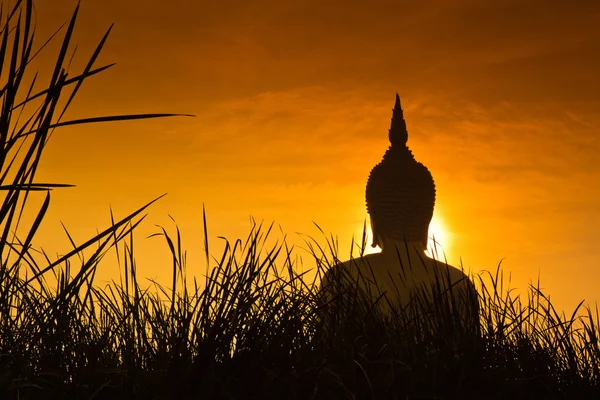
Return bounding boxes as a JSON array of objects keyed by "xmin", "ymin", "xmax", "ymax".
[{"xmin": 22, "ymin": 0, "xmax": 600, "ymax": 315}]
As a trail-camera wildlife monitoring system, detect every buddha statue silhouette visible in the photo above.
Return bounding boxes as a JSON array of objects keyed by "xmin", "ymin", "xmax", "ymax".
[{"xmin": 321, "ymin": 94, "xmax": 479, "ymax": 327}]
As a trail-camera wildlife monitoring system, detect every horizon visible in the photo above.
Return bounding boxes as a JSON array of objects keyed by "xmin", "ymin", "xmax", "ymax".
[{"xmin": 22, "ymin": 0, "xmax": 600, "ymax": 315}]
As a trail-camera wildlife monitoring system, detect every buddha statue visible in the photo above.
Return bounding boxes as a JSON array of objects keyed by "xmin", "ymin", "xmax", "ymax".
[{"xmin": 320, "ymin": 94, "xmax": 479, "ymax": 327}]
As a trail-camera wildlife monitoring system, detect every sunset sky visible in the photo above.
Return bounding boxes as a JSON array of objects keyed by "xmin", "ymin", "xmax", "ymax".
[{"xmin": 25, "ymin": 0, "xmax": 599, "ymax": 314}]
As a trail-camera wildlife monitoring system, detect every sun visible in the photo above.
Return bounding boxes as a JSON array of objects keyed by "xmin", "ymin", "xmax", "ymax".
[{"xmin": 426, "ymin": 214, "xmax": 452, "ymax": 261}]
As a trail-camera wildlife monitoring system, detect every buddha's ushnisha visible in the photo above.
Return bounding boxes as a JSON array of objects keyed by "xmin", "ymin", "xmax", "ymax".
[{"xmin": 366, "ymin": 93, "xmax": 435, "ymax": 250}]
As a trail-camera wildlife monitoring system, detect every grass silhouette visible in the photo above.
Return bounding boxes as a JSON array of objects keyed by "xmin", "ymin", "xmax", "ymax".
[{"xmin": 0, "ymin": 1, "xmax": 599, "ymax": 399}]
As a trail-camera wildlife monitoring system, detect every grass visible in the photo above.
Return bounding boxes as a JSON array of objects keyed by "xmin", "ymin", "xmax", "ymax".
[{"xmin": 1, "ymin": 1, "xmax": 599, "ymax": 398}]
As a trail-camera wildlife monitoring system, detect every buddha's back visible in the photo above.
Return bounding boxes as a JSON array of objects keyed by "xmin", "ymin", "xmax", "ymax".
[{"xmin": 323, "ymin": 250, "xmax": 479, "ymax": 325}]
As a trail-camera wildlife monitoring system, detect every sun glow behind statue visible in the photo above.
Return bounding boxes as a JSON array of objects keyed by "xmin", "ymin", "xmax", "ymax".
[
  {"xmin": 351, "ymin": 214, "xmax": 451, "ymax": 260},
  {"xmin": 426, "ymin": 214, "xmax": 451, "ymax": 261}
]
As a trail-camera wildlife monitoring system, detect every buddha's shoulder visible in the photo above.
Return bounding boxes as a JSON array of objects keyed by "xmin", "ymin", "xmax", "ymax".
[
  {"xmin": 322, "ymin": 254, "xmax": 380, "ymax": 282},
  {"xmin": 339, "ymin": 253, "xmax": 382, "ymax": 267},
  {"xmin": 432, "ymin": 260, "xmax": 471, "ymax": 279}
]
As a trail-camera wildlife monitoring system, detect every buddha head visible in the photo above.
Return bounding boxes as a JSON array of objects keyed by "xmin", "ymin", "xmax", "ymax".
[{"xmin": 366, "ymin": 94, "xmax": 436, "ymax": 252}]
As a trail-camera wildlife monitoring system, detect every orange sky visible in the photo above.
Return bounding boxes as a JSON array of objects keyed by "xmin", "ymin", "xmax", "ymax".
[{"xmin": 23, "ymin": 0, "xmax": 600, "ymax": 314}]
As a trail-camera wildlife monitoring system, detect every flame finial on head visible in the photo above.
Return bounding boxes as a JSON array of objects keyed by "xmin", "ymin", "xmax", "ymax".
[
  {"xmin": 389, "ymin": 93, "xmax": 408, "ymax": 147},
  {"xmin": 366, "ymin": 93, "xmax": 436, "ymax": 248}
]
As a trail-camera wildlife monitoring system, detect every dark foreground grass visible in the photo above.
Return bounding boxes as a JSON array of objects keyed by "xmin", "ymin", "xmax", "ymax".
[
  {"xmin": 1, "ymin": 1, "xmax": 600, "ymax": 399},
  {"xmin": 2, "ymin": 217, "xmax": 600, "ymax": 400}
]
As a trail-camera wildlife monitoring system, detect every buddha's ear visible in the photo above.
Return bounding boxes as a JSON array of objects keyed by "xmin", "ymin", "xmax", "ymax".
[{"xmin": 370, "ymin": 218, "xmax": 381, "ymax": 248}]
